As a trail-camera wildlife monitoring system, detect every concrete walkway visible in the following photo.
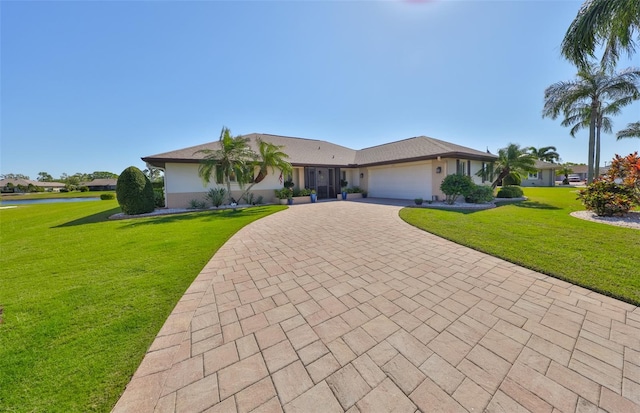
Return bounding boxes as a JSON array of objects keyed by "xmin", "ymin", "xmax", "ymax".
[{"xmin": 113, "ymin": 201, "xmax": 640, "ymax": 413}]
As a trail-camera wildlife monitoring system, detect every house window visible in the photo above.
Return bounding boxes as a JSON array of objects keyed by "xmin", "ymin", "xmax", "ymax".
[
  {"xmin": 528, "ymin": 172, "xmax": 539, "ymax": 180},
  {"xmin": 456, "ymin": 160, "xmax": 469, "ymax": 176}
]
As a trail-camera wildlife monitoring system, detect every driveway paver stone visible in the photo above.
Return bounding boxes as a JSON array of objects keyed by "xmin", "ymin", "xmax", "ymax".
[{"xmin": 113, "ymin": 201, "xmax": 640, "ymax": 412}]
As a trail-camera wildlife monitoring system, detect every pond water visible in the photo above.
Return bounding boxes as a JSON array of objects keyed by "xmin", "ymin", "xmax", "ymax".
[{"xmin": 0, "ymin": 197, "xmax": 101, "ymax": 205}]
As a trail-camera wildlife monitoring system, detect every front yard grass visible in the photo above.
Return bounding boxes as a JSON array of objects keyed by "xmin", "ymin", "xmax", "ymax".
[
  {"xmin": 400, "ymin": 187, "xmax": 640, "ymax": 306},
  {"xmin": 0, "ymin": 201, "xmax": 286, "ymax": 412}
]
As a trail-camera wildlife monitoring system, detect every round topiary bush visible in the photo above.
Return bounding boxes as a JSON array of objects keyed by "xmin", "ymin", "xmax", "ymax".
[
  {"xmin": 100, "ymin": 193, "xmax": 115, "ymax": 200},
  {"xmin": 116, "ymin": 166, "xmax": 155, "ymax": 215}
]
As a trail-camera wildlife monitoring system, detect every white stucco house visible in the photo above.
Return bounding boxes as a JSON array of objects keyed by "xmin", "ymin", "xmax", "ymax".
[
  {"xmin": 520, "ymin": 160, "xmax": 558, "ymax": 187},
  {"xmin": 141, "ymin": 133, "xmax": 499, "ymax": 209}
]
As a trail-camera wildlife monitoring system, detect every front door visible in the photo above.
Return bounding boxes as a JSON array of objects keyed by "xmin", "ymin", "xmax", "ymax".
[{"xmin": 305, "ymin": 167, "xmax": 338, "ymax": 199}]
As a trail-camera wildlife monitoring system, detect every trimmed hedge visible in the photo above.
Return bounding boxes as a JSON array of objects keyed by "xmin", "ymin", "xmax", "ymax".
[
  {"xmin": 100, "ymin": 193, "xmax": 115, "ymax": 200},
  {"xmin": 116, "ymin": 166, "xmax": 155, "ymax": 215},
  {"xmin": 496, "ymin": 186, "xmax": 524, "ymax": 198}
]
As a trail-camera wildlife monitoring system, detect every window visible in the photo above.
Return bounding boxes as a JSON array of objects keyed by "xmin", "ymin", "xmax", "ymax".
[
  {"xmin": 528, "ymin": 172, "xmax": 539, "ymax": 180},
  {"xmin": 456, "ymin": 160, "xmax": 470, "ymax": 176}
]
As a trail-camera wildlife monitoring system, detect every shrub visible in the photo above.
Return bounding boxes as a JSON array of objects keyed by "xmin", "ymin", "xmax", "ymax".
[
  {"xmin": 502, "ymin": 174, "xmax": 522, "ymax": 186},
  {"xmin": 206, "ymin": 187, "xmax": 227, "ymax": 208},
  {"xmin": 78, "ymin": 186, "xmax": 89, "ymax": 192},
  {"xmin": 255, "ymin": 195, "xmax": 264, "ymax": 205},
  {"xmin": 465, "ymin": 185, "xmax": 494, "ymax": 204},
  {"xmin": 577, "ymin": 180, "xmax": 636, "ymax": 217},
  {"xmin": 440, "ymin": 174, "xmax": 475, "ymax": 204},
  {"xmin": 496, "ymin": 186, "xmax": 523, "ymax": 198},
  {"xmin": 274, "ymin": 188, "xmax": 293, "ymax": 199},
  {"xmin": 414, "ymin": 198, "xmax": 423, "ymax": 205},
  {"xmin": 298, "ymin": 188, "xmax": 312, "ymax": 196},
  {"xmin": 242, "ymin": 192, "xmax": 255, "ymax": 205},
  {"xmin": 116, "ymin": 166, "xmax": 156, "ymax": 215},
  {"xmin": 188, "ymin": 199, "xmax": 206, "ymax": 209},
  {"xmin": 153, "ymin": 188, "xmax": 165, "ymax": 207},
  {"xmin": 60, "ymin": 188, "xmax": 69, "ymax": 193},
  {"xmin": 100, "ymin": 193, "xmax": 115, "ymax": 200}
]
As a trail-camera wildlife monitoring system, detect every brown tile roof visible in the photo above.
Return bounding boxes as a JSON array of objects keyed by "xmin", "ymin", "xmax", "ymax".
[
  {"xmin": 0, "ymin": 178, "xmax": 65, "ymax": 187},
  {"xmin": 142, "ymin": 133, "xmax": 496, "ymax": 168},
  {"xmin": 534, "ymin": 160, "xmax": 559, "ymax": 169},
  {"xmin": 80, "ymin": 179, "xmax": 118, "ymax": 187}
]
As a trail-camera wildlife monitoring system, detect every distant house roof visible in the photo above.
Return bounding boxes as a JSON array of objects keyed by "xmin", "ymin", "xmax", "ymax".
[
  {"xmin": 142, "ymin": 133, "xmax": 497, "ymax": 169},
  {"xmin": 80, "ymin": 178, "xmax": 118, "ymax": 187},
  {"xmin": 0, "ymin": 178, "xmax": 65, "ymax": 188},
  {"xmin": 534, "ymin": 160, "xmax": 559, "ymax": 169}
]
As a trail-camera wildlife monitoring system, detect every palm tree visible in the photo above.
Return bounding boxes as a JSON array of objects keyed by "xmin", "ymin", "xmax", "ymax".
[
  {"xmin": 617, "ymin": 121, "xmax": 640, "ymax": 139},
  {"xmin": 528, "ymin": 146, "xmax": 560, "ymax": 163},
  {"xmin": 561, "ymin": 0, "xmax": 640, "ymax": 68},
  {"xmin": 197, "ymin": 127, "xmax": 257, "ymax": 202},
  {"xmin": 484, "ymin": 143, "xmax": 538, "ymax": 189},
  {"xmin": 543, "ymin": 63, "xmax": 640, "ymax": 183},
  {"xmin": 236, "ymin": 139, "xmax": 293, "ymax": 202},
  {"xmin": 561, "ymin": 97, "xmax": 634, "ymax": 176}
]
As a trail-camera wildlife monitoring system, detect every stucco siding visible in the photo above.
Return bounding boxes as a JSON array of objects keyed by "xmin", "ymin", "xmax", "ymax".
[{"xmin": 367, "ymin": 161, "xmax": 432, "ymax": 199}]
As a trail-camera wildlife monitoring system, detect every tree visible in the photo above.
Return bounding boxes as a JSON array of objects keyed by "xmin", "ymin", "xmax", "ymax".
[
  {"xmin": 561, "ymin": 0, "xmax": 640, "ymax": 69},
  {"xmin": 543, "ymin": 63, "xmax": 640, "ymax": 183},
  {"xmin": 197, "ymin": 128, "xmax": 292, "ymax": 204},
  {"xmin": 116, "ymin": 166, "xmax": 155, "ymax": 215},
  {"xmin": 37, "ymin": 172, "xmax": 54, "ymax": 182},
  {"xmin": 197, "ymin": 127, "xmax": 258, "ymax": 203},
  {"xmin": 560, "ymin": 97, "xmax": 632, "ymax": 177},
  {"xmin": 143, "ymin": 166, "xmax": 164, "ymax": 182},
  {"xmin": 617, "ymin": 121, "xmax": 640, "ymax": 139},
  {"xmin": 483, "ymin": 143, "xmax": 538, "ymax": 189},
  {"xmin": 528, "ymin": 146, "xmax": 560, "ymax": 163},
  {"xmin": 237, "ymin": 139, "xmax": 292, "ymax": 202},
  {"xmin": 557, "ymin": 164, "xmax": 574, "ymax": 184},
  {"xmin": 89, "ymin": 171, "xmax": 118, "ymax": 180},
  {"xmin": 0, "ymin": 173, "xmax": 29, "ymax": 180}
]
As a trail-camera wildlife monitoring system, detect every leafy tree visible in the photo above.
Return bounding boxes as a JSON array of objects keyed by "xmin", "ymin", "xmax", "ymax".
[
  {"xmin": 89, "ymin": 171, "xmax": 118, "ymax": 180},
  {"xmin": 37, "ymin": 172, "xmax": 54, "ymax": 182},
  {"xmin": 440, "ymin": 174, "xmax": 475, "ymax": 204},
  {"xmin": 561, "ymin": 0, "xmax": 640, "ymax": 69},
  {"xmin": 543, "ymin": 63, "xmax": 640, "ymax": 183},
  {"xmin": 528, "ymin": 146, "xmax": 560, "ymax": 163},
  {"xmin": 1, "ymin": 173, "xmax": 29, "ymax": 180},
  {"xmin": 617, "ymin": 121, "xmax": 640, "ymax": 139},
  {"xmin": 115, "ymin": 166, "xmax": 155, "ymax": 215},
  {"xmin": 482, "ymin": 143, "xmax": 538, "ymax": 189}
]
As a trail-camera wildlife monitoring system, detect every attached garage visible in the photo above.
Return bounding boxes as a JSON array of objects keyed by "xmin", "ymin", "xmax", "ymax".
[{"xmin": 367, "ymin": 161, "xmax": 432, "ymax": 200}]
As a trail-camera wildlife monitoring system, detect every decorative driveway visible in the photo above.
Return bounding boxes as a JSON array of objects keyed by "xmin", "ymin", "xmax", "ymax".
[{"xmin": 113, "ymin": 201, "xmax": 640, "ymax": 413}]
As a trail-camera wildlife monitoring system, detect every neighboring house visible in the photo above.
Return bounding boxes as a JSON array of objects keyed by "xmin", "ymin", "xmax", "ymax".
[
  {"xmin": 0, "ymin": 178, "xmax": 65, "ymax": 192},
  {"xmin": 142, "ymin": 133, "xmax": 498, "ymax": 209},
  {"xmin": 555, "ymin": 165, "xmax": 610, "ymax": 182},
  {"xmin": 520, "ymin": 160, "xmax": 558, "ymax": 187},
  {"xmin": 80, "ymin": 179, "xmax": 117, "ymax": 191}
]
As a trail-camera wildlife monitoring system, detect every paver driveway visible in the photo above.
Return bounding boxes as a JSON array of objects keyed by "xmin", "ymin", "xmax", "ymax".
[{"xmin": 113, "ymin": 201, "xmax": 640, "ymax": 413}]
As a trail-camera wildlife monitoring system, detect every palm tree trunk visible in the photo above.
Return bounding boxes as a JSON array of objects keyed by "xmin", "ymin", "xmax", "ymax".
[
  {"xmin": 595, "ymin": 122, "xmax": 601, "ymax": 179},
  {"xmin": 587, "ymin": 100, "xmax": 598, "ymax": 184}
]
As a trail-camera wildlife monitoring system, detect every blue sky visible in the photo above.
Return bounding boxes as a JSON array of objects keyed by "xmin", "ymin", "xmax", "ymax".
[{"xmin": 2, "ymin": 0, "xmax": 639, "ymax": 180}]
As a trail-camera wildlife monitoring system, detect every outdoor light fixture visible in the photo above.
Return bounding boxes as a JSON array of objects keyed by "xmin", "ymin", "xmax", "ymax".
[
  {"xmin": 360, "ymin": 173, "xmax": 364, "ymax": 178},
  {"xmin": 436, "ymin": 167, "xmax": 442, "ymax": 174}
]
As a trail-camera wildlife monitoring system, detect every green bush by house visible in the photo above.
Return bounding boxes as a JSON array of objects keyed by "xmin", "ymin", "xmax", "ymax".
[{"xmin": 116, "ymin": 166, "xmax": 155, "ymax": 215}]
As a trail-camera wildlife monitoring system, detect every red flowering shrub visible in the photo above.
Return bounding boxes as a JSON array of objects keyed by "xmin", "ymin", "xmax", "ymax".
[{"xmin": 578, "ymin": 152, "xmax": 640, "ymax": 216}]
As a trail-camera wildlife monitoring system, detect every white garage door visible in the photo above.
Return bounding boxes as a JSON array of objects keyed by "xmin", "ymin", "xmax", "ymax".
[{"xmin": 368, "ymin": 163, "xmax": 431, "ymax": 199}]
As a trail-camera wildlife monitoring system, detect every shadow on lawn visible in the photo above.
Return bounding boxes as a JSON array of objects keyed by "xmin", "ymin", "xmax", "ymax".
[
  {"xmin": 512, "ymin": 201, "xmax": 560, "ymax": 210},
  {"xmin": 52, "ymin": 207, "xmax": 122, "ymax": 227},
  {"xmin": 53, "ymin": 206, "xmax": 280, "ymax": 228}
]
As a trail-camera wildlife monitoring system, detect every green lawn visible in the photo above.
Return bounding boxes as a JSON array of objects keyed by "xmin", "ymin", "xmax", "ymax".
[
  {"xmin": 0, "ymin": 201, "xmax": 286, "ymax": 412},
  {"xmin": 400, "ymin": 187, "xmax": 640, "ymax": 306},
  {"xmin": 0, "ymin": 190, "xmax": 114, "ymax": 201}
]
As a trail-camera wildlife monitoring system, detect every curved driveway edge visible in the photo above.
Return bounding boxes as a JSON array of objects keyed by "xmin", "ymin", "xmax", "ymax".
[{"xmin": 113, "ymin": 201, "xmax": 640, "ymax": 413}]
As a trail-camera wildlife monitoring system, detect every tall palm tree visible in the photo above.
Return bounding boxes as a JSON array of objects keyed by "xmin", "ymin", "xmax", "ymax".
[
  {"xmin": 197, "ymin": 127, "xmax": 257, "ymax": 202},
  {"xmin": 617, "ymin": 121, "xmax": 640, "ymax": 139},
  {"xmin": 543, "ymin": 63, "xmax": 640, "ymax": 183},
  {"xmin": 485, "ymin": 143, "xmax": 538, "ymax": 189},
  {"xmin": 561, "ymin": 0, "xmax": 640, "ymax": 69},
  {"xmin": 528, "ymin": 146, "xmax": 560, "ymax": 163},
  {"xmin": 561, "ymin": 97, "xmax": 634, "ymax": 176}
]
